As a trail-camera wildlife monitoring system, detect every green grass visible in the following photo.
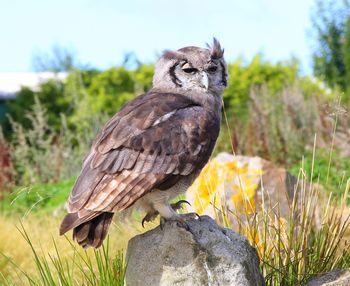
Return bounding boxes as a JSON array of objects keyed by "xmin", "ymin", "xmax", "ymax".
[
  {"xmin": 289, "ymin": 148, "xmax": 350, "ymax": 197},
  {"xmin": 0, "ymin": 224, "xmax": 126, "ymax": 286},
  {"xmin": 0, "ymin": 177, "xmax": 74, "ymax": 214}
]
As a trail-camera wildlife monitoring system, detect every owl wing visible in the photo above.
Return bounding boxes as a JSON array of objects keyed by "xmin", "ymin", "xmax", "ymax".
[{"xmin": 66, "ymin": 91, "xmax": 219, "ymax": 215}]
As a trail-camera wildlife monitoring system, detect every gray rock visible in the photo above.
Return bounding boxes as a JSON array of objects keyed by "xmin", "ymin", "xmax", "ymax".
[
  {"xmin": 125, "ymin": 215, "xmax": 265, "ymax": 286},
  {"xmin": 304, "ymin": 269, "xmax": 350, "ymax": 286}
]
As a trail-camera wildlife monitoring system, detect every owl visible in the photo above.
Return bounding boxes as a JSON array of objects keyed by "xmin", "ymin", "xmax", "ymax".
[{"xmin": 60, "ymin": 38, "xmax": 228, "ymax": 248}]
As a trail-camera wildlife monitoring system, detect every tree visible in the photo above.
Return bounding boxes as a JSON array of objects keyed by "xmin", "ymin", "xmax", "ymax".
[
  {"xmin": 32, "ymin": 45, "xmax": 83, "ymax": 72},
  {"xmin": 312, "ymin": 0, "xmax": 350, "ymax": 100},
  {"xmin": 3, "ymin": 80, "xmax": 68, "ymax": 136}
]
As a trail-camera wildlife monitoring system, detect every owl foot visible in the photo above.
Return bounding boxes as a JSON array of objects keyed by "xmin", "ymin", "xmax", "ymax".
[
  {"xmin": 170, "ymin": 200, "xmax": 191, "ymax": 211},
  {"xmin": 141, "ymin": 210, "xmax": 159, "ymax": 228},
  {"xmin": 142, "ymin": 200, "xmax": 192, "ymax": 228},
  {"xmin": 160, "ymin": 212, "xmax": 200, "ymax": 231}
]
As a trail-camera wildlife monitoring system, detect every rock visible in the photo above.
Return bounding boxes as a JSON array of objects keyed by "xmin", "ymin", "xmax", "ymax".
[
  {"xmin": 186, "ymin": 152, "xmax": 304, "ymax": 218},
  {"xmin": 304, "ymin": 269, "xmax": 350, "ymax": 286},
  {"xmin": 186, "ymin": 153, "xmax": 265, "ymax": 217},
  {"xmin": 186, "ymin": 152, "xmax": 321, "ymax": 218},
  {"xmin": 125, "ymin": 215, "xmax": 265, "ymax": 286}
]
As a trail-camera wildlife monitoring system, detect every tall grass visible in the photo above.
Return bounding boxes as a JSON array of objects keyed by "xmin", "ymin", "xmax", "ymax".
[
  {"xmin": 227, "ymin": 83, "xmax": 349, "ymax": 166},
  {"xmin": 18, "ymin": 227, "xmax": 125, "ymax": 286},
  {"xmin": 1, "ymin": 232, "xmax": 125, "ymax": 286},
  {"xmin": 204, "ymin": 155, "xmax": 350, "ymax": 285},
  {"xmin": 0, "ymin": 215, "xmax": 139, "ymax": 286}
]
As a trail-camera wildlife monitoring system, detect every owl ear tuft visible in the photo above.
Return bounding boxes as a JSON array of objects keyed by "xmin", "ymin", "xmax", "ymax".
[{"xmin": 208, "ymin": 38, "xmax": 224, "ymax": 60}]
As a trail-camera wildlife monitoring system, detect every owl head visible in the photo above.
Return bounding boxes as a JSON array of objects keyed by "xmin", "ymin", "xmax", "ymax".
[{"xmin": 153, "ymin": 38, "xmax": 228, "ymax": 96}]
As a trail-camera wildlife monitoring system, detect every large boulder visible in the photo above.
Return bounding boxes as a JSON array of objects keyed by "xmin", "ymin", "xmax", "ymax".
[
  {"xmin": 186, "ymin": 152, "xmax": 306, "ymax": 219},
  {"xmin": 125, "ymin": 215, "xmax": 265, "ymax": 286}
]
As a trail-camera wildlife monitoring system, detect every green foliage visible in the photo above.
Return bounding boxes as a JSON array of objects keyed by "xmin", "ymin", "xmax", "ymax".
[
  {"xmin": 8, "ymin": 97, "xmax": 90, "ymax": 185},
  {"xmin": 299, "ymin": 76, "xmax": 337, "ymax": 100},
  {"xmin": 2, "ymin": 56, "xmax": 331, "ymax": 139},
  {"xmin": 289, "ymin": 148, "xmax": 350, "ymax": 196},
  {"xmin": 87, "ymin": 67, "xmax": 135, "ymax": 115},
  {"xmin": 4, "ymin": 87, "xmax": 35, "ymax": 130},
  {"xmin": 0, "ymin": 101, "xmax": 8, "ymax": 122},
  {"xmin": 0, "ymin": 178, "xmax": 74, "ymax": 214},
  {"xmin": 2, "ymin": 67, "xmax": 138, "ymax": 139},
  {"xmin": 223, "ymin": 55, "xmax": 298, "ymax": 117},
  {"xmin": 4, "ymin": 80, "xmax": 68, "ymax": 135},
  {"xmin": 133, "ymin": 64, "xmax": 154, "ymax": 93},
  {"xmin": 312, "ymin": 0, "xmax": 350, "ymax": 102}
]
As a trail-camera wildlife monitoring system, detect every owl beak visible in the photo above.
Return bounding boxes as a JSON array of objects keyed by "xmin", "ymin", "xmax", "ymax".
[{"xmin": 200, "ymin": 72, "xmax": 209, "ymax": 90}]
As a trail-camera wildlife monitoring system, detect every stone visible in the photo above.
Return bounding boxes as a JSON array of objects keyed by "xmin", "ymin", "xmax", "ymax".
[
  {"xmin": 304, "ymin": 269, "xmax": 350, "ymax": 286},
  {"xmin": 125, "ymin": 215, "xmax": 265, "ymax": 286},
  {"xmin": 186, "ymin": 152, "xmax": 314, "ymax": 219}
]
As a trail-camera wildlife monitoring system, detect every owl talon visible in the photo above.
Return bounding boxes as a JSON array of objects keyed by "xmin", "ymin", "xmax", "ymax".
[
  {"xmin": 176, "ymin": 220, "xmax": 190, "ymax": 231},
  {"xmin": 141, "ymin": 210, "xmax": 159, "ymax": 228},
  {"xmin": 159, "ymin": 212, "xmax": 200, "ymax": 231},
  {"xmin": 160, "ymin": 217, "xmax": 166, "ymax": 230},
  {"xmin": 181, "ymin": 212, "xmax": 200, "ymax": 221},
  {"xmin": 171, "ymin": 200, "xmax": 191, "ymax": 211}
]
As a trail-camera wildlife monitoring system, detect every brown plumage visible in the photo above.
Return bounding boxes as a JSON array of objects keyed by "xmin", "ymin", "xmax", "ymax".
[{"xmin": 60, "ymin": 38, "xmax": 228, "ymax": 248}]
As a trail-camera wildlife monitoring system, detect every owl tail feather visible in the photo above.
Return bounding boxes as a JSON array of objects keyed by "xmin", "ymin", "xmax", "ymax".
[{"xmin": 60, "ymin": 212, "xmax": 114, "ymax": 249}]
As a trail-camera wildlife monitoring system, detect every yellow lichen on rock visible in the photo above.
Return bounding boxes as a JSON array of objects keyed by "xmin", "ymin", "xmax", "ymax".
[{"xmin": 186, "ymin": 153, "xmax": 263, "ymax": 218}]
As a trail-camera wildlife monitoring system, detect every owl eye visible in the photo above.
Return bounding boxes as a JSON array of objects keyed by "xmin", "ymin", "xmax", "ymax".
[
  {"xmin": 182, "ymin": 67, "xmax": 198, "ymax": 74},
  {"xmin": 207, "ymin": 66, "xmax": 218, "ymax": 73},
  {"xmin": 181, "ymin": 62, "xmax": 198, "ymax": 74}
]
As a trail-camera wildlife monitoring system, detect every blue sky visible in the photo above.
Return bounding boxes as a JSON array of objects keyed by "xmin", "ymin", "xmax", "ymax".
[{"xmin": 0, "ymin": 0, "xmax": 315, "ymax": 73}]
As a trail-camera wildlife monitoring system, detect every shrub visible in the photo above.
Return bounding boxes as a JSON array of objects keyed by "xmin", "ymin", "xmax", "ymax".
[
  {"xmin": 0, "ymin": 127, "xmax": 13, "ymax": 194},
  {"xmin": 227, "ymin": 82, "xmax": 349, "ymax": 167},
  {"xmin": 86, "ymin": 67, "xmax": 136, "ymax": 115},
  {"xmin": 8, "ymin": 97, "xmax": 91, "ymax": 185},
  {"xmin": 4, "ymin": 80, "xmax": 68, "ymax": 135},
  {"xmin": 223, "ymin": 55, "xmax": 298, "ymax": 117}
]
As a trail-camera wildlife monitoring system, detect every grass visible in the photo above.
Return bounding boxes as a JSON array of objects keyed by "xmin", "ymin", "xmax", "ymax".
[
  {"xmin": 0, "ymin": 213, "xmax": 147, "ymax": 285},
  {"xmin": 289, "ymin": 149, "xmax": 350, "ymax": 198},
  {"xmin": 16, "ymin": 227, "xmax": 125, "ymax": 286},
  {"xmin": 1, "ymin": 231, "xmax": 126, "ymax": 285},
  {"xmin": 0, "ymin": 177, "xmax": 74, "ymax": 214},
  {"xmin": 207, "ymin": 171, "xmax": 350, "ymax": 285}
]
